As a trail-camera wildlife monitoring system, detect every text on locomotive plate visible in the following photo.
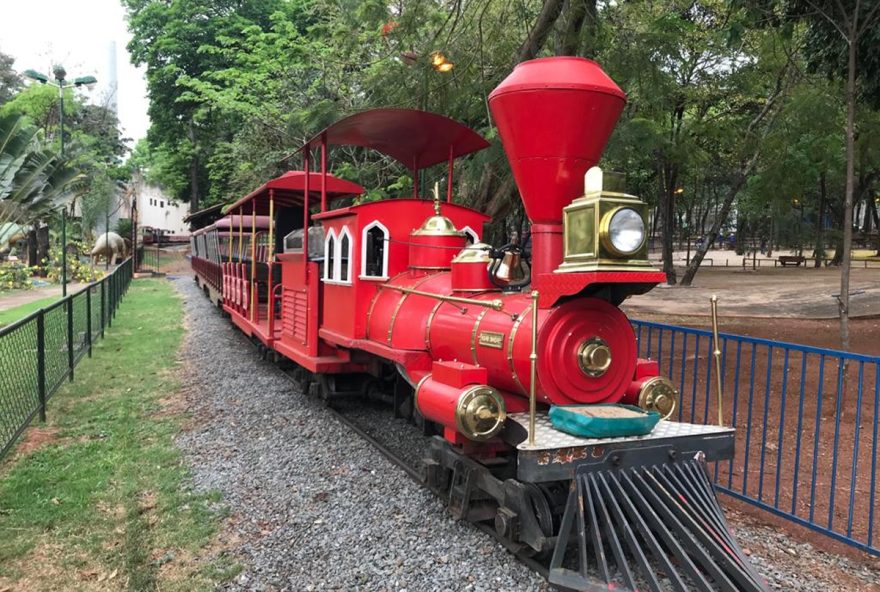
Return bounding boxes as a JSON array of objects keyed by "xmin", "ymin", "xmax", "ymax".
[{"xmin": 478, "ymin": 331, "xmax": 505, "ymax": 349}]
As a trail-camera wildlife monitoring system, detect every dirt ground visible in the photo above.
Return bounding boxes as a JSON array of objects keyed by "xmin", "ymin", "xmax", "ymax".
[{"xmin": 624, "ymin": 265, "xmax": 880, "ymax": 321}]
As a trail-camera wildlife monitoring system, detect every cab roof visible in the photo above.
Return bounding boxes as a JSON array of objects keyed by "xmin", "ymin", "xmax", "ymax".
[
  {"xmin": 303, "ymin": 108, "xmax": 489, "ymax": 171},
  {"xmin": 224, "ymin": 171, "xmax": 364, "ymax": 215}
]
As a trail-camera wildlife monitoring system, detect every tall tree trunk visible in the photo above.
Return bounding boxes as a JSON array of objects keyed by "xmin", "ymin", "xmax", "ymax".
[
  {"xmin": 681, "ymin": 160, "xmax": 755, "ymax": 286},
  {"xmin": 815, "ymin": 172, "xmax": 827, "ymax": 267},
  {"xmin": 518, "ymin": 0, "xmax": 566, "ymax": 62},
  {"xmin": 839, "ymin": 34, "xmax": 857, "ymax": 351},
  {"xmin": 36, "ymin": 225, "xmax": 49, "ymax": 276},
  {"xmin": 188, "ymin": 123, "xmax": 200, "ymax": 212},
  {"xmin": 559, "ymin": 0, "xmax": 598, "ymax": 56},
  {"xmin": 27, "ymin": 227, "xmax": 37, "ymax": 267},
  {"xmin": 867, "ymin": 196, "xmax": 880, "ymax": 254},
  {"xmin": 659, "ymin": 164, "xmax": 677, "ymax": 285}
]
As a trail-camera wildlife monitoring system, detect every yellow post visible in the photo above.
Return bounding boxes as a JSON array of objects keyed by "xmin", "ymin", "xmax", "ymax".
[
  {"xmin": 250, "ymin": 207, "xmax": 257, "ymax": 322},
  {"xmin": 710, "ymin": 295, "xmax": 724, "ymax": 426},
  {"xmin": 268, "ymin": 190, "xmax": 275, "ymax": 260},
  {"xmin": 237, "ymin": 212, "xmax": 243, "ymax": 261},
  {"xmin": 528, "ymin": 290, "xmax": 539, "ymax": 447}
]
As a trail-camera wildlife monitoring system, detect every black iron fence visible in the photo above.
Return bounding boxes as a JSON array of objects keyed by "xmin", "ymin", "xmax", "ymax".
[
  {"xmin": 632, "ymin": 319, "xmax": 880, "ymax": 556},
  {"xmin": 0, "ymin": 258, "xmax": 133, "ymax": 458},
  {"xmin": 136, "ymin": 244, "xmax": 159, "ymax": 274}
]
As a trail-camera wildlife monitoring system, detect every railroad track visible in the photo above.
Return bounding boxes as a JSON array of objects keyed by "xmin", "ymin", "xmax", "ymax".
[{"xmin": 275, "ymin": 363, "xmax": 557, "ymax": 587}]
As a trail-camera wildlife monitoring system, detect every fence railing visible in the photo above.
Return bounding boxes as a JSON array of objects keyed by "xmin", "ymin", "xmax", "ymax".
[
  {"xmin": 0, "ymin": 258, "xmax": 133, "ymax": 458},
  {"xmin": 136, "ymin": 244, "xmax": 159, "ymax": 274},
  {"xmin": 632, "ymin": 319, "xmax": 880, "ymax": 556}
]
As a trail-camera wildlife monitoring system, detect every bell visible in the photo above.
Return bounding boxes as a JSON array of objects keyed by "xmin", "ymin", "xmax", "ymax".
[{"xmin": 495, "ymin": 251, "xmax": 525, "ymax": 284}]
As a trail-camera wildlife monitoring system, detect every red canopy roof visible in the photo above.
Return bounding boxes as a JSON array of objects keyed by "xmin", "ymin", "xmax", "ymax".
[
  {"xmin": 224, "ymin": 171, "xmax": 364, "ymax": 214},
  {"xmin": 303, "ymin": 109, "xmax": 489, "ymax": 170}
]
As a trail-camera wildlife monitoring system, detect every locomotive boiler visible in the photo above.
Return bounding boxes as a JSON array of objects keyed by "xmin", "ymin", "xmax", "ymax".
[
  {"xmin": 189, "ymin": 56, "xmax": 768, "ymax": 591},
  {"xmin": 366, "ymin": 57, "xmax": 676, "ymax": 443}
]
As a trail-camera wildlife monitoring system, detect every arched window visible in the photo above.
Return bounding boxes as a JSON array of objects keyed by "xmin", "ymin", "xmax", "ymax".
[
  {"xmin": 323, "ymin": 228, "xmax": 337, "ymax": 281},
  {"xmin": 337, "ymin": 226, "xmax": 353, "ymax": 283},
  {"xmin": 361, "ymin": 221, "xmax": 389, "ymax": 279},
  {"xmin": 461, "ymin": 226, "xmax": 479, "ymax": 245}
]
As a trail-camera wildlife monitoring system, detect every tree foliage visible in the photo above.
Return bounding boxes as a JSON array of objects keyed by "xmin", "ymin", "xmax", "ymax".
[{"xmin": 123, "ymin": 0, "xmax": 879, "ymax": 294}]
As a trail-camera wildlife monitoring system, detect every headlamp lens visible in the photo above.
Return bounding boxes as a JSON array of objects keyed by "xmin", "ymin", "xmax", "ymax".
[{"xmin": 608, "ymin": 208, "xmax": 645, "ymax": 254}]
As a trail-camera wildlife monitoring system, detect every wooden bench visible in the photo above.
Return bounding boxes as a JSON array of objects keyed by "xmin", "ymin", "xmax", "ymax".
[{"xmin": 777, "ymin": 255, "xmax": 806, "ymax": 267}]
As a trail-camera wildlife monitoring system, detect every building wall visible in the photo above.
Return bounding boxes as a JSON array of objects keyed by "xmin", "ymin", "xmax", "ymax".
[{"xmin": 136, "ymin": 180, "xmax": 190, "ymax": 238}]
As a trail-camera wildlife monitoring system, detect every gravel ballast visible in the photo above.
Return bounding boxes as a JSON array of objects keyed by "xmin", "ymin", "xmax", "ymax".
[{"xmin": 171, "ymin": 276, "xmax": 879, "ymax": 592}]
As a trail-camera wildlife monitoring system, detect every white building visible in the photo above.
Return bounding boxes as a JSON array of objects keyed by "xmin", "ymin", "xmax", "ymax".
[{"xmin": 133, "ymin": 175, "xmax": 190, "ymax": 238}]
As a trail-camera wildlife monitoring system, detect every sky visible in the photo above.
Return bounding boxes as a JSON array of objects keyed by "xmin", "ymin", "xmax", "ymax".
[{"xmin": 0, "ymin": 0, "xmax": 150, "ymax": 144}]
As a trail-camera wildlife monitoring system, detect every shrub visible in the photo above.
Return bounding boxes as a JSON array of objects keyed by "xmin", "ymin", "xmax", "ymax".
[
  {"xmin": 43, "ymin": 242, "xmax": 104, "ymax": 284},
  {"xmin": 0, "ymin": 261, "xmax": 37, "ymax": 292}
]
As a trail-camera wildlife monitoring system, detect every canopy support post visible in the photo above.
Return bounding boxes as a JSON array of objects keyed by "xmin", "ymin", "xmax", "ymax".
[
  {"xmin": 303, "ymin": 148, "xmax": 311, "ymax": 284},
  {"xmin": 250, "ymin": 205, "xmax": 257, "ymax": 323},
  {"xmin": 412, "ymin": 157, "xmax": 419, "ymax": 198},
  {"xmin": 268, "ymin": 189, "xmax": 275, "ymax": 260},
  {"xmin": 446, "ymin": 144, "xmax": 454, "ymax": 203},
  {"xmin": 268, "ymin": 189, "xmax": 276, "ymax": 339},
  {"xmin": 237, "ymin": 210, "xmax": 243, "ymax": 261},
  {"xmin": 321, "ymin": 133, "xmax": 328, "ymax": 212}
]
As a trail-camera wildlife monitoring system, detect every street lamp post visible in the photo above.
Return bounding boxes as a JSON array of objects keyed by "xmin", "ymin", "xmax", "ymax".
[{"xmin": 23, "ymin": 66, "xmax": 97, "ymax": 297}]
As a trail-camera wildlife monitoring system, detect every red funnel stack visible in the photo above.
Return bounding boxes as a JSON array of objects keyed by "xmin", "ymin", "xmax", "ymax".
[{"xmin": 488, "ymin": 57, "xmax": 626, "ymax": 275}]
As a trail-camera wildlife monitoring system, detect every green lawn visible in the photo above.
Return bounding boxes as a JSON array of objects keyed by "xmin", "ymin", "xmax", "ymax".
[
  {"xmin": 0, "ymin": 279, "xmax": 236, "ymax": 591},
  {"xmin": 0, "ymin": 295, "xmax": 59, "ymax": 328}
]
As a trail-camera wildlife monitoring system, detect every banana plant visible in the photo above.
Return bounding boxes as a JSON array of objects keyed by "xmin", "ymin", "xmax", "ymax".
[{"xmin": 0, "ymin": 114, "xmax": 80, "ymax": 229}]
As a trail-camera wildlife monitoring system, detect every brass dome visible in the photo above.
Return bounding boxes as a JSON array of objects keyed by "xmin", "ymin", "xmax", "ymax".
[
  {"xmin": 412, "ymin": 199, "xmax": 465, "ymax": 237},
  {"xmin": 452, "ymin": 242, "xmax": 492, "ymax": 263}
]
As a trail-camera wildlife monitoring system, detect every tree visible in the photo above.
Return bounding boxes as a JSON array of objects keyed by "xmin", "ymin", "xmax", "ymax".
[
  {"xmin": 789, "ymin": 0, "xmax": 880, "ymax": 351},
  {"xmin": 123, "ymin": 0, "xmax": 293, "ymax": 210},
  {"xmin": 0, "ymin": 114, "xmax": 78, "ymax": 229},
  {"xmin": 0, "ymin": 50, "xmax": 22, "ymax": 105}
]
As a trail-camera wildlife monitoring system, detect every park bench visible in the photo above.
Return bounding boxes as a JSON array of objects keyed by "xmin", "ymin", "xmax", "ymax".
[{"xmin": 777, "ymin": 255, "xmax": 806, "ymax": 267}]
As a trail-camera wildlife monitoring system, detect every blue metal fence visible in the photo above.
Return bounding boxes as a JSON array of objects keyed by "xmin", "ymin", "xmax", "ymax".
[{"xmin": 632, "ymin": 319, "xmax": 880, "ymax": 557}]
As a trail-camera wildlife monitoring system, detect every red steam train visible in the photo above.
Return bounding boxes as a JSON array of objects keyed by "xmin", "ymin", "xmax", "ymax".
[{"xmin": 190, "ymin": 57, "xmax": 767, "ymax": 591}]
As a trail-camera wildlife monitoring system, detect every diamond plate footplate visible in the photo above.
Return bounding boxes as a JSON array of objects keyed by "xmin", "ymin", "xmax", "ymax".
[{"xmin": 507, "ymin": 413, "xmax": 734, "ymax": 450}]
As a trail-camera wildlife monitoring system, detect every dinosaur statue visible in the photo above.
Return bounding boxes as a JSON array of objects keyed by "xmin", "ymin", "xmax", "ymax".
[{"xmin": 91, "ymin": 232, "xmax": 127, "ymax": 266}]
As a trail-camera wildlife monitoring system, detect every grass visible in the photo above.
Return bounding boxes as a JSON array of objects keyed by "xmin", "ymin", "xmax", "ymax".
[
  {"xmin": 0, "ymin": 295, "xmax": 59, "ymax": 327},
  {"xmin": 0, "ymin": 279, "xmax": 237, "ymax": 591}
]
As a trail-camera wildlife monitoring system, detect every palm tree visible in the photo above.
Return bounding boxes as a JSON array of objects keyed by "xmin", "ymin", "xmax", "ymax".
[{"xmin": 0, "ymin": 114, "xmax": 79, "ymax": 229}]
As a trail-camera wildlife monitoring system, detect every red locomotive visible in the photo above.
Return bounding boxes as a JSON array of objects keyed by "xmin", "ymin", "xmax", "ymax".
[{"xmin": 190, "ymin": 57, "xmax": 766, "ymax": 592}]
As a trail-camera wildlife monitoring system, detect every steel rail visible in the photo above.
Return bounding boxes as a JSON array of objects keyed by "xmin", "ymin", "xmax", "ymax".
[{"xmin": 274, "ymin": 363, "xmax": 552, "ymax": 581}]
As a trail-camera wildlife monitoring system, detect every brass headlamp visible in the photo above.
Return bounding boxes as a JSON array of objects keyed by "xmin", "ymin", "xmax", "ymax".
[{"xmin": 557, "ymin": 167, "xmax": 652, "ymax": 273}]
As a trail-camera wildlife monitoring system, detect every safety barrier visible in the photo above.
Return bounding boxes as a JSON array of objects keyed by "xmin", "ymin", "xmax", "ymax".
[
  {"xmin": 136, "ymin": 244, "xmax": 159, "ymax": 274},
  {"xmin": 0, "ymin": 258, "xmax": 133, "ymax": 458},
  {"xmin": 632, "ymin": 319, "xmax": 879, "ymax": 556}
]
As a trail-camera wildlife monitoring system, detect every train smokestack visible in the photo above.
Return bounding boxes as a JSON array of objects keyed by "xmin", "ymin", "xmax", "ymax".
[{"xmin": 488, "ymin": 57, "xmax": 626, "ymax": 275}]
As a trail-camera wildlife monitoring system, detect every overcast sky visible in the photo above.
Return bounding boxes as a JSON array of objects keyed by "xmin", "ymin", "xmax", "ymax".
[{"xmin": 0, "ymin": 0, "xmax": 151, "ymax": 144}]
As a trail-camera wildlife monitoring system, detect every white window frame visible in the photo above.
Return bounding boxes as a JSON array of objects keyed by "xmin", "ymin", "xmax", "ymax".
[
  {"xmin": 334, "ymin": 226, "xmax": 353, "ymax": 285},
  {"xmin": 360, "ymin": 220, "xmax": 390, "ymax": 280},
  {"xmin": 323, "ymin": 228, "xmax": 338, "ymax": 281},
  {"xmin": 461, "ymin": 225, "xmax": 479, "ymax": 244}
]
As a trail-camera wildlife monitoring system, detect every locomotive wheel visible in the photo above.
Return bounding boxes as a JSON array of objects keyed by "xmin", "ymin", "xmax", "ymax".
[
  {"xmin": 525, "ymin": 483, "xmax": 554, "ymax": 539},
  {"xmin": 318, "ymin": 375, "xmax": 335, "ymax": 408}
]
